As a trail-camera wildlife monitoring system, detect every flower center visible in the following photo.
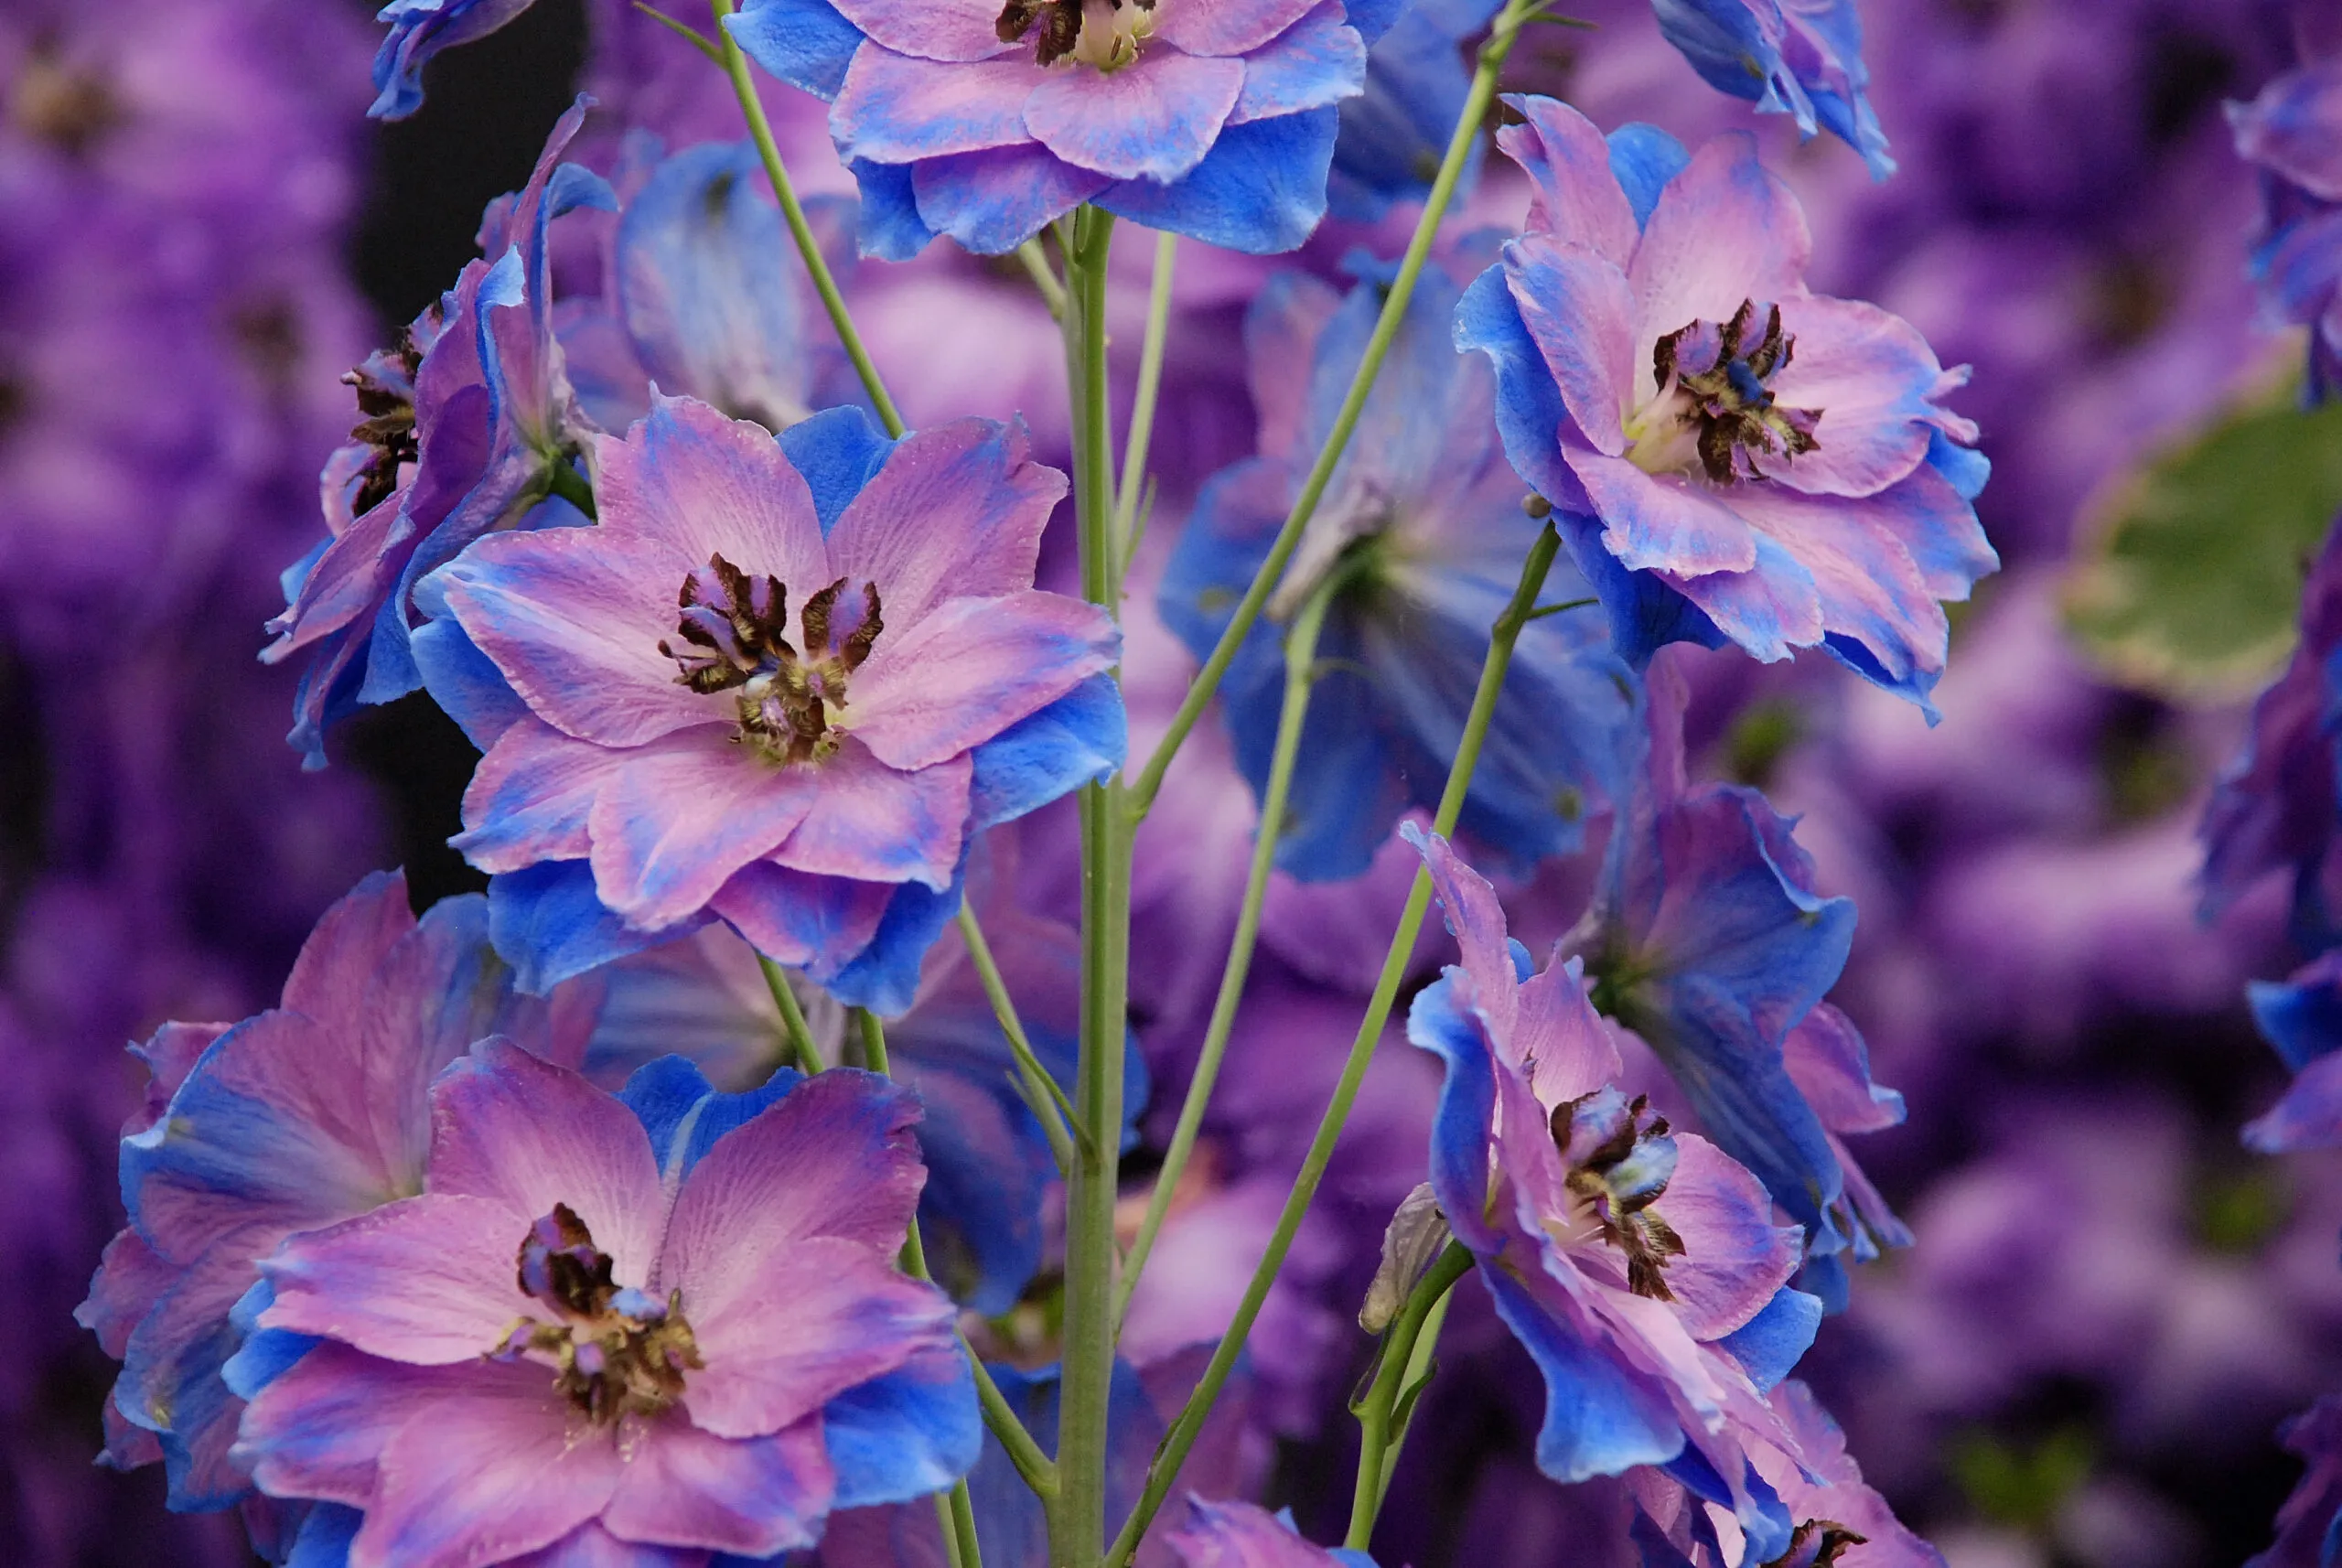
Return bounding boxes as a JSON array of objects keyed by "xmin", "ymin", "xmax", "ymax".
[
  {"xmin": 1623, "ymin": 299, "xmax": 1821, "ymax": 486},
  {"xmin": 493, "ymin": 1204, "xmax": 703, "ymax": 1426},
  {"xmin": 343, "ymin": 338, "xmax": 424, "ymax": 517},
  {"xmin": 994, "ymin": 0, "xmax": 1158, "ymax": 70},
  {"xmin": 11, "ymin": 48, "xmax": 122, "ymax": 155},
  {"xmin": 1763, "ymin": 1521, "xmax": 1868, "ymax": 1568},
  {"xmin": 659, "ymin": 553, "xmax": 884, "ymax": 765},
  {"xmin": 1549, "ymin": 1089, "xmax": 1685, "ymax": 1300}
]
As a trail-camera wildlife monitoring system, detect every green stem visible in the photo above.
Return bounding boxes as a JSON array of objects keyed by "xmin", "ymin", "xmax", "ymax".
[
  {"xmin": 1124, "ymin": 0, "xmax": 1539, "ymax": 822},
  {"xmin": 1347, "ymin": 1241, "xmax": 1472, "ymax": 1550},
  {"xmin": 1018, "ymin": 239, "xmax": 1069, "ymax": 320},
  {"xmin": 1114, "ymin": 231, "xmax": 1177, "ymax": 581},
  {"xmin": 936, "ymin": 1495, "xmax": 970, "ymax": 1568},
  {"xmin": 1054, "ymin": 204, "xmax": 1129, "ymax": 1568},
  {"xmin": 1103, "ymin": 521, "xmax": 1563, "ymax": 1568},
  {"xmin": 1113, "ymin": 568, "xmax": 1339, "ymax": 1329},
  {"xmin": 757, "ymin": 956, "xmax": 825, "ymax": 1074},
  {"xmin": 956, "ymin": 904, "xmax": 1080, "ymax": 1175},
  {"xmin": 969, "ymin": 1342, "xmax": 1058, "ymax": 1497},
  {"xmin": 709, "ymin": 0, "xmax": 906, "ymax": 437},
  {"xmin": 1376, "ymin": 1281, "xmax": 1454, "ymax": 1503}
]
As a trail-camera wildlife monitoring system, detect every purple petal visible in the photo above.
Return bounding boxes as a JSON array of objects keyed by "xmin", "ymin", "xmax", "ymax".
[
  {"xmin": 1657, "ymin": 532, "xmax": 1824, "ymax": 662},
  {"xmin": 1725, "ymin": 483, "xmax": 1945, "ymax": 690},
  {"xmin": 594, "ymin": 393, "xmax": 832, "ymax": 590},
  {"xmin": 1413, "ymin": 828, "xmax": 1523, "ymax": 1043},
  {"xmin": 1166, "ymin": 1498, "xmax": 1346, "ymax": 1568},
  {"xmin": 508, "ymin": 1523, "xmax": 711, "ymax": 1568},
  {"xmin": 2246, "ymin": 1050, "xmax": 2342, "ymax": 1153},
  {"xmin": 1570, "ymin": 452, "xmax": 1758, "ymax": 577},
  {"xmin": 1647, "ymin": 1135, "xmax": 1802, "ymax": 1342},
  {"xmin": 1505, "ymin": 234, "xmax": 1635, "ymax": 457},
  {"xmin": 281, "ymin": 870, "xmax": 419, "ymax": 1035},
  {"xmin": 1242, "ymin": 274, "xmax": 1342, "ymax": 459},
  {"xmin": 1628, "ymin": 131, "xmax": 1810, "ymax": 346},
  {"xmin": 768, "ymin": 742, "xmax": 970, "ymax": 889},
  {"xmin": 1154, "ymin": 0, "xmax": 1324, "ymax": 56},
  {"xmin": 457, "ymin": 716, "xmax": 631, "ymax": 873},
  {"xmin": 601, "ymin": 1417, "xmax": 833, "ymax": 1554},
  {"xmin": 586, "ymin": 727, "xmax": 825, "ymax": 929},
  {"xmin": 1761, "ymin": 295, "xmax": 1956, "ymax": 498},
  {"xmin": 1025, "ymin": 48, "xmax": 1243, "ymax": 182},
  {"xmin": 848, "ymin": 591, "xmax": 1120, "ymax": 770},
  {"xmin": 833, "ymin": 48, "xmax": 1043, "ymax": 165},
  {"xmin": 1497, "ymin": 95, "xmax": 1640, "ymax": 267},
  {"xmin": 426, "ymin": 1042, "xmax": 668, "ymax": 1283},
  {"xmin": 1780, "ymin": 1004, "xmax": 1902, "ymax": 1135},
  {"xmin": 258, "ymin": 1194, "xmax": 534, "ymax": 1365},
  {"xmin": 824, "ymin": 419, "xmax": 1067, "ymax": 630},
  {"xmin": 710, "ymin": 863, "xmax": 895, "ymax": 968},
  {"xmin": 1228, "ymin": 4, "xmax": 1363, "ymax": 124},
  {"xmin": 826, "ymin": 0, "xmax": 1012, "ymax": 61},
  {"xmin": 436, "ymin": 526, "xmax": 722, "ymax": 748},
  {"xmin": 236, "ymin": 1345, "xmax": 465, "ymax": 1508},
  {"xmin": 912, "ymin": 143, "xmax": 1111, "ymax": 255},
  {"xmin": 2231, "ymin": 60, "xmax": 2342, "ymax": 200}
]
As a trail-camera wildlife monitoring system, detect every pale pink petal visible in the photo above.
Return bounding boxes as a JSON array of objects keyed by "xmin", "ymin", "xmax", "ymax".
[
  {"xmin": 833, "ymin": 48, "xmax": 1043, "ymax": 164},
  {"xmin": 846, "ymin": 591, "xmax": 1119, "ymax": 771},
  {"xmin": 1506, "ymin": 234, "xmax": 1635, "ymax": 457},
  {"xmin": 1570, "ymin": 453, "xmax": 1758, "ymax": 576},
  {"xmin": 1725, "ymin": 483, "xmax": 1945, "ymax": 690},
  {"xmin": 601, "ymin": 1416, "xmax": 833, "ymax": 1554},
  {"xmin": 1499, "ymin": 95, "xmax": 1640, "ymax": 267},
  {"xmin": 586, "ymin": 727, "xmax": 824, "ymax": 930},
  {"xmin": 1025, "ymin": 49, "xmax": 1243, "ymax": 183},
  {"xmin": 237, "ymin": 1345, "xmax": 470, "ymax": 1508},
  {"xmin": 827, "ymin": 0, "xmax": 1012, "ymax": 61},
  {"xmin": 1628, "ymin": 132, "xmax": 1811, "ymax": 350},
  {"xmin": 281, "ymin": 870, "xmax": 418, "ymax": 1034},
  {"xmin": 1762, "ymin": 295, "xmax": 1952, "ymax": 498},
  {"xmin": 1647, "ymin": 1135, "xmax": 1802, "ymax": 1342},
  {"xmin": 259, "ymin": 1194, "xmax": 532, "ymax": 1365},
  {"xmin": 768, "ymin": 742, "xmax": 970, "ymax": 890},
  {"xmin": 1154, "ymin": 0, "xmax": 1323, "ymax": 56},
  {"xmin": 457, "ymin": 715, "xmax": 632, "ymax": 873},
  {"xmin": 592, "ymin": 392, "xmax": 830, "ymax": 593}
]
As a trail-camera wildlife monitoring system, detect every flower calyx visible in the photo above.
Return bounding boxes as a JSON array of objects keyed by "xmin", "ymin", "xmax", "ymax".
[
  {"xmin": 1552, "ymin": 1088, "xmax": 1685, "ymax": 1300},
  {"xmin": 494, "ymin": 1203, "xmax": 703, "ymax": 1426},
  {"xmin": 995, "ymin": 0, "xmax": 1158, "ymax": 70},
  {"xmin": 659, "ymin": 553, "xmax": 885, "ymax": 765},
  {"xmin": 1630, "ymin": 299, "xmax": 1821, "ymax": 486}
]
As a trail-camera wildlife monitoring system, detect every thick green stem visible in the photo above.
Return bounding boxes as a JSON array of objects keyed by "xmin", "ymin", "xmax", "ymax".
[
  {"xmin": 1103, "ymin": 521, "xmax": 1563, "ymax": 1568},
  {"xmin": 1347, "ymin": 1241, "xmax": 1472, "ymax": 1549},
  {"xmin": 957, "ymin": 905, "xmax": 1080, "ymax": 1174},
  {"xmin": 1054, "ymin": 205, "xmax": 1130, "ymax": 1568},
  {"xmin": 545, "ymin": 460, "xmax": 597, "ymax": 520},
  {"xmin": 758, "ymin": 957, "xmax": 825, "ymax": 1074},
  {"xmin": 1113, "ymin": 569, "xmax": 1338, "ymax": 1329},
  {"xmin": 1114, "ymin": 230, "xmax": 1177, "ymax": 581},
  {"xmin": 1124, "ymin": 0, "xmax": 1539, "ymax": 822},
  {"xmin": 709, "ymin": 0, "xmax": 905, "ymax": 437}
]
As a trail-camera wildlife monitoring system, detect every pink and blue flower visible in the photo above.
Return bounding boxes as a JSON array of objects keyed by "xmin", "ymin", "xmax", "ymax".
[{"xmin": 1649, "ymin": 0, "xmax": 1895, "ymax": 179}]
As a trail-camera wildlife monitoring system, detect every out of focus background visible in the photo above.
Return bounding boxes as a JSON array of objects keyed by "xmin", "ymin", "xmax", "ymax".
[{"xmin": 2, "ymin": 0, "xmax": 2334, "ymax": 1563}]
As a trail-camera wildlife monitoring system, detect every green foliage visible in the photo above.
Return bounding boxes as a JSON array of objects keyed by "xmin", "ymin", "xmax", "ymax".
[
  {"xmin": 2065, "ymin": 381, "xmax": 2342, "ymax": 698},
  {"xmin": 1948, "ymin": 1426, "xmax": 2096, "ymax": 1530}
]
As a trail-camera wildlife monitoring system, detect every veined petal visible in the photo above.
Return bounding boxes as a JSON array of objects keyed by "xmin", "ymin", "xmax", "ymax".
[
  {"xmin": 826, "ymin": 0, "xmax": 1012, "ymax": 60},
  {"xmin": 1646, "ymin": 1135, "xmax": 1802, "ymax": 1342},
  {"xmin": 457, "ymin": 716, "xmax": 631, "ymax": 873},
  {"xmin": 912, "ymin": 143, "xmax": 1111, "ymax": 255},
  {"xmin": 1154, "ymin": 0, "xmax": 1326, "ymax": 56},
  {"xmin": 1026, "ymin": 49, "xmax": 1244, "ymax": 184},
  {"xmin": 768, "ymin": 742, "xmax": 971, "ymax": 890},
  {"xmin": 1570, "ymin": 453, "xmax": 1759, "ymax": 578},
  {"xmin": 1762, "ymin": 295, "xmax": 1961, "ymax": 498},
  {"xmin": 586, "ymin": 728, "xmax": 825, "ymax": 930},
  {"xmin": 833, "ymin": 48, "xmax": 1043, "ymax": 165},
  {"xmin": 1497, "ymin": 94, "xmax": 1640, "ymax": 266},
  {"xmin": 1229, "ymin": 5, "xmax": 1365, "ymax": 124},
  {"xmin": 848, "ymin": 591, "xmax": 1120, "ymax": 770},
  {"xmin": 1724, "ymin": 482, "xmax": 1947, "ymax": 698},
  {"xmin": 710, "ymin": 862, "xmax": 895, "ymax": 970},
  {"xmin": 258, "ymin": 1194, "xmax": 535, "ymax": 1365},
  {"xmin": 1628, "ymin": 130, "xmax": 1811, "ymax": 349},
  {"xmin": 599, "ymin": 1418, "xmax": 833, "ymax": 1555},
  {"xmin": 1505, "ymin": 233, "xmax": 1636, "ymax": 457},
  {"xmin": 593, "ymin": 393, "xmax": 831, "ymax": 588}
]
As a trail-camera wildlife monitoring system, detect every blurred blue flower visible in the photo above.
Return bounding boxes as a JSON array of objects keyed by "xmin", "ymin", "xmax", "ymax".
[{"xmin": 1650, "ymin": 0, "xmax": 1893, "ymax": 179}]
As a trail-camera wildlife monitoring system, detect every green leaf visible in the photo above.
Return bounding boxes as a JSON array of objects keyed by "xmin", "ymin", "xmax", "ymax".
[{"xmin": 2064, "ymin": 380, "xmax": 2342, "ymax": 698}]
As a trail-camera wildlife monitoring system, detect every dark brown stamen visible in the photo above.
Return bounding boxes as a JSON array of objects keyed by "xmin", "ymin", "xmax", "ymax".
[
  {"xmin": 1652, "ymin": 298, "xmax": 1821, "ymax": 486},
  {"xmin": 660, "ymin": 556, "xmax": 885, "ymax": 765}
]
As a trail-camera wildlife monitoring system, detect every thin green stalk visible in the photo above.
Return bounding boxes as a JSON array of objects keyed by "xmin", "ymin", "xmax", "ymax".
[
  {"xmin": 1054, "ymin": 204, "xmax": 1130, "ymax": 1568},
  {"xmin": 957, "ymin": 904, "xmax": 1080, "ymax": 1175},
  {"xmin": 969, "ymin": 1339, "xmax": 1058, "ymax": 1497},
  {"xmin": 936, "ymin": 1495, "xmax": 970, "ymax": 1568},
  {"xmin": 1113, "ymin": 568, "xmax": 1340, "ymax": 1329},
  {"xmin": 1124, "ymin": 0, "xmax": 1541, "ymax": 821},
  {"xmin": 1018, "ymin": 239, "xmax": 1069, "ymax": 320},
  {"xmin": 1114, "ymin": 231, "xmax": 1177, "ymax": 580},
  {"xmin": 945, "ymin": 1483, "xmax": 985, "ymax": 1568},
  {"xmin": 709, "ymin": 0, "xmax": 905, "ymax": 436},
  {"xmin": 757, "ymin": 956, "xmax": 825, "ymax": 1074},
  {"xmin": 1104, "ymin": 521, "xmax": 1563, "ymax": 1568},
  {"xmin": 1376, "ymin": 1282, "xmax": 1454, "ymax": 1502},
  {"xmin": 1347, "ymin": 1241, "xmax": 1472, "ymax": 1549}
]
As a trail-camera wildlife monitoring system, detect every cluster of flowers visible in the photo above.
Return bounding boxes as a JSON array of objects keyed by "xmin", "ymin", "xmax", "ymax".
[{"xmin": 24, "ymin": 0, "xmax": 2341, "ymax": 1562}]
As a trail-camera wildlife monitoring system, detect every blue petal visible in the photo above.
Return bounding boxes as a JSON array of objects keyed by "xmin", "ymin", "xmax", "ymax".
[
  {"xmin": 779, "ymin": 403, "xmax": 899, "ymax": 533},
  {"xmin": 1714, "ymin": 1285, "xmax": 1821, "ymax": 1392},
  {"xmin": 1407, "ymin": 974, "xmax": 1501, "ymax": 1251},
  {"xmin": 618, "ymin": 1055, "xmax": 805, "ymax": 1182},
  {"xmin": 411, "ymin": 615, "xmax": 530, "ymax": 751},
  {"xmin": 819, "ymin": 861, "xmax": 967, "ymax": 1016},
  {"xmin": 1097, "ymin": 109, "xmax": 1338, "ymax": 256},
  {"xmin": 725, "ymin": 0, "xmax": 865, "ymax": 98},
  {"xmin": 2251, "ymin": 972, "xmax": 2342, "ymax": 1073},
  {"xmin": 1482, "ymin": 1268, "xmax": 1684, "ymax": 1482},
  {"xmin": 824, "ymin": 1341, "xmax": 984, "ymax": 1508},
  {"xmin": 969, "ymin": 675, "xmax": 1127, "ymax": 830},
  {"xmin": 1926, "ymin": 424, "xmax": 1992, "ymax": 501},
  {"xmin": 1327, "ymin": 7, "xmax": 1484, "ymax": 220},
  {"xmin": 287, "ymin": 1504, "xmax": 363, "ymax": 1568},
  {"xmin": 487, "ymin": 861, "xmax": 697, "ymax": 995},
  {"xmin": 1604, "ymin": 123, "xmax": 1689, "ymax": 230}
]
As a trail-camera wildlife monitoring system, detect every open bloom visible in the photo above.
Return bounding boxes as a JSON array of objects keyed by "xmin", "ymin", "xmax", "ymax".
[
  {"xmin": 2229, "ymin": 52, "xmax": 2342, "ymax": 400},
  {"xmin": 1160, "ymin": 251, "xmax": 1638, "ymax": 882},
  {"xmin": 228, "ymin": 1044, "xmax": 975, "ymax": 1566},
  {"xmin": 1458, "ymin": 97, "xmax": 1994, "ymax": 712},
  {"xmin": 725, "ymin": 0, "xmax": 1387, "ymax": 257},
  {"xmin": 264, "ymin": 100, "xmax": 612, "ymax": 767},
  {"xmin": 1649, "ymin": 0, "xmax": 1893, "ymax": 179},
  {"xmin": 416, "ymin": 393, "xmax": 1122, "ymax": 1009},
  {"xmin": 1409, "ymin": 828, "xmax": 1820, "ymax": 1558},
  {"xmin": 75, "ymin": 871, "xmax": 590, "ymax": 1512}
]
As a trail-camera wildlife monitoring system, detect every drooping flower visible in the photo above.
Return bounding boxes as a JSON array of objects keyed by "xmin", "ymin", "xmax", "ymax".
[
  {"xmin": 226, "ymin": 1043, "xmax": 977, "ymax": 1566},
  {"xmin": 2229, "ymin": 51, "xmax": 2342, "ymax": 401},
  {"xmin": 1457, "ymin": 96, "xmax": 1995, "ymax": 713},
  {"xmin": 1649, "ymin": 0, "xmax": 1895, "ymax": 180},
  {"xmin": 370, "ymin": 0, "xmax": 542, "ymax": 120},
  {"xmin": 1160, "ymin": 251, "xmax": 1638, "ymax": 882},
  {"xmin": 724, "ymin": 0, "xmax": 1390, "ymax": 258},
  {"xmin": 263, "ymin": 100, "xmax": 614, "ymax": 767},
  {"xmin": 1566, "ymin": 653, "xmax": 1904, "ymax": 1289},
  {"xmin": 414, "ymin": 393, "xmax": 1122, "ymax": 1010},
  {"xmin": 1164, "ymin": 1498, "xmax": 1372, "ymax": 1568},
  {"xmin": 1409, "ymin": 826, "xmax": 1821, "ymax": 1558},
  {"xmin": 2248, "ymin": 1395, "xmax": 2342, "ymax": 1568},
  {"xmin": 74, "ymin": 870, "xmax": 591, "ymax": 1513}
]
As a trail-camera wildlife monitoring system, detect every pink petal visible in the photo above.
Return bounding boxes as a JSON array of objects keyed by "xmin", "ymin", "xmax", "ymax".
[
  {"xmin": 709, "ymin": 862, "xmax": 894, "ymax": 969},
  {"xmin": 1506, "ymin": 234, "xmax": 1635, "ymax": 457},
  {"xmin": 601, "ymin": 1416, "xmax": 833, "ymax": 1554},
  {"xmin": 847, "ymin": 591, "xmax": 1119, "ymax": 771},
  {"xmin": 438, "ymin": 526, "xmax": 723, "ymax": 748},
  {"xmin": 586, "ymin": 727, "xmax": 824, "ymax": 930},
  {"xmin": 768, "ymin": 741, "xmax": 970, "ymax": 890},
  {"xmin": 827, "ymin": 0, "xmax": 1012, "ymax": 61},
  {"xmin": 1154, "ymin": 0, "xmax": 1323, "ymax": 57},
  {"xmin": 281, "ymin": 870, "xmax": 418, "ymax": 1035},
  {"xmin": 592, "ymin": 392, "xmax": 830, "ymax": 596},
  {"xmin": 1570, "ymin": 452, "xmax": 1758, "ymax": 577},
  {"xmin": 824, "ymin": 419, "xmax": 1067, "ymax": 631},
  {"xmin": 1499, "ymin": 96, "xmax": 1639, "ymax": 267},
  {"xmin": 426, "ymin": 1042, "xmax": 668, "ymax": 1286},
  {"xmin": 833, "ymin": 48, "xmax": 1043, "ymax": 164},
  {"xmin": 457, "ymin": 715, "xmax": 631, "ymax": 873},
  {"xmin": 237, "ymin": 1345, "xmax": 468, "ymax": 1508},
  {"xmin": 1761, "ymin": 295, "xmax": 1950, "ymax": 498},
  {"xmin": 911, "ymin": 143, "xmax": 1111, "ymax": 254},
  {"xmin": 1726, "ymin": 483, "xmax": 1945, "ymax": 688},
  {"xmin": 1025, "ymin": 49, "xmax": 1243, "ymax": 183},
  {"xmin": 1228, "ymin": 4, "xmax": 1363, "ymax": 124},
  {"xmin": 1646, "ymin": 1135, "xmax": 1802, "ymax": 1342},
  {"xmin": 259, "ymin": 1193, "xmax": 535, "ymax": 1365},
  {"xmin": 1628, "ymin": 131, "xmax": 1811, "ymax": 349},
  {"xmin": 1415, "ymin": 831, "xmax": 1521, "ymax": 1046},
  {"xmin": 508, "ymin": 1523, "xmax": 710, "ymax": 1568},
  {"xmin": 1242, "ymin": 274, "xmax": 1341, "ymax": 459}
]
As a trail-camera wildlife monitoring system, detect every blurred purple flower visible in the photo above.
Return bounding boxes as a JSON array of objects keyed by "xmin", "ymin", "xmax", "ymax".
[
  {"xmin": 1166, "ymin": 1498, "xmax": 1370, "ymax": 1568},
  {"xmin": 1650, "ymin": 0, "xmax": 1894, "ymax": 179},
  {"xmin": 2248, "ymin": 1395, "xmax": 2342, "ymax": 1568},
  {"xmin": 371, "ymin": 0, "xmax": 542, "ymax": 119},
  {"xmin": 2231, "ymin": 52, "xmax": 2342, "ymax": 399}
]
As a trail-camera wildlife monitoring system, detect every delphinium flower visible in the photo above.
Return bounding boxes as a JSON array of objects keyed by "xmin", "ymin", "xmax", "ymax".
[
  {"xmin": 75, "ymin": 871, "xmax": 592, "ymax": 1515},
  {"xmin": 1160, "ymin": 249, "xmax": 1638, "ymax": 881},
  {"xmin": 1323, "ymin": 0, "xmax": 1498, "ymax": 220},
  {"xmin": 263, "ymin": 99, "xmax": 615, "ymax": 768},
  {"xmin": 416, "ymin": 392, "xmax": 1122, "ymax": 1007},
  {"xmin": 226, "ymin": 1041, "xmax": 976, "ymax": 1565},
  {"xmin": 724, "ymin": 0, "xmax": 1390, "ymax": 257},
  {"xmin": 370, "ymin": 0, "xmax": 543, "ymax": 119},
  {"xmin": 1567, "ymin": 654, "xmax": 1907, "ymax": 1304},
  {"xmin": 1409, "ymin": 827, "xmax": 1823, "ymax": 1556},
  {"xmin": 1458, "ymin": 95, "xmax": 1995, "ymax": 710},
  {"xmin": 1649, "ymin": 0, "xmax": 1894, "ymax": 179},
  {"xmin": 1163, "ymin": 1498, "xmax": 1370, "ymax": 1568},
  {"xmin": 2229, "ymin": 38, "xmax": 2342, "ymax": 400}
]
